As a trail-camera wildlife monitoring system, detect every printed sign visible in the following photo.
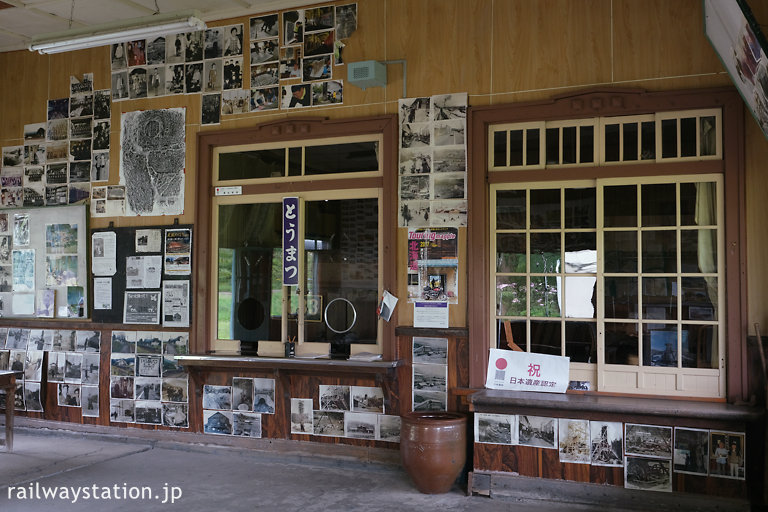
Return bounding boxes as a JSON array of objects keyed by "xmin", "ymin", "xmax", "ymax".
[
  {"xmin": 485, "ymin": 348, "xmax": 570, "ymax": 393},
  {"xmin": 282, "ymin": 197, "xmax": 299, "ymax": 286}
]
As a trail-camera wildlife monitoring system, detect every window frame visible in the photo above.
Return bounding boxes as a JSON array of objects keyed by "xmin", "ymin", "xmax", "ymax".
[{"xmin": 468, "ymin": 87, "xmax": 747, "ymax": 402}]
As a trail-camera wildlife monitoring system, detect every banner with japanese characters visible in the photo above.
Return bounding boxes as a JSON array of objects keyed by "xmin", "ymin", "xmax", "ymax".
[
  {"xmin": 485, "ymin": 348, "xmax": 569, "ymax": 393},
  {"xmin": 282, "ymin": 196, "xmax": 299, "ymax": 285}
]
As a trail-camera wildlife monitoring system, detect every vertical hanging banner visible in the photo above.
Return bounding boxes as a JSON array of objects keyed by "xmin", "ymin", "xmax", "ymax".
[{"xmin": 282, "ymin": 197, "xmax": 299, "ymax": 285}]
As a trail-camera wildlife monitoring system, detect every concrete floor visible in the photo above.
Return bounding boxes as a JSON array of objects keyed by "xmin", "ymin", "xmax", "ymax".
[{"xmin": 0, "ymin": 427, "xmax": 751, "ymax": 512}]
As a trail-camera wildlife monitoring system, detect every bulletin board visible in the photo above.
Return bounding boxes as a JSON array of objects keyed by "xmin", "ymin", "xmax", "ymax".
[
  {"xmin": 90, "ymin": 223, "xmax": 192, "ymax": 325},
  {"xmin": 0, "ymin": 204, "xmax": 88, "ymax": 319}
]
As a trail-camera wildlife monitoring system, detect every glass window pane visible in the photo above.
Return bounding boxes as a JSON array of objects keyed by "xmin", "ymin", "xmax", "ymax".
[
  {"xmin": 493, "ymin": 131, "xmax": 507, "ymax": 167},
  {"xmin": 700, "ymin": 116, "xmax": 717, "ymax": 156},
  {"xmin": 641, "ymin": 121, "xmax": 656, "ymax": 160},
  {"xmin": 641, "ymin": 183, "xmax": 676, "ymax": 226},
  {"xmin": 642, "ymin": 230, "xmax": 677, "ymax": 273},
  {"xmin": 509, "ymin": 130, "xmax": 523, "ymax": 166},
  {"xmin": 562, "ymin": 126, "xmax": 577, "ymax": 164},
  {"xmin": 566, "ymin": 321, "xmax": 596, "ymax": 363},
  {"xmin": 496, "ymin": 189, "xmax": 526, "ymax": 229},
  {"xmin": 603, "ymin": 185, "xmax": 637, "ymax": 227},
  {"xmin": 288, "ymin": 147, "xmax": 301, "ymax": 176},
  {"xmin": 580, "ymin": 125, "xmax": 594, "ymax": 163},
  {"xmin": 604, "ymin": 231, "xmax": 637, "ymax": 273},
  {"xmin": 497, "ymin": 276, "xmax": 527, "ymax": 316},
  {"xmin": 530, "ymin": 276, "xmax": 560, "ymax": 317},
  {"xmin": 498, "ymin": 319, "xmax": 526, "ymax": 350},
  {"xmin": 526, "ymin": 129, "xmax": 540, "ymax": 165},
  {"xmin": 642, "ymin": 277, "xmax": 677, "ymax": 320},
  {"xmin": 604, "ymin": 277, "xmax": 638, "ymax": 319},
  {"xmin": 680, "ymin": 117, "xmax": 697, "ymax": 157},
  {"xmin": 564, "ymin": 187, "xmax": 596, "ymax": 229},
  {"xmin": 605, "ymin": 123, "xmax": 620, "ymax": 162},
  {"xmin": 661, "ymin": 118, "xmax": 677, "ymax": 158},
  {"xmin": 643, "ymin": 325, "xmax": 677, "ymax": 367},
  {"xmin": 219, "ymin": 148, "xmax": 286, "ymax": 181},
  {"xmin": 304, "ymin": 141, "xmax": 379, "ymax": 175},
  {"xmin": 496, "ymin": 233, "xmax": 526, "ymax": 273},
  {"xmin": 682, "ymin": 324, "xmax": 718, "ymax": 368},
  {"xmin": 530, "ymin": 189, "xmax": 560, "ymax": 229},
  {"xmin": 623, "ymin": 123, "xmax": 638, "ymax": 161},
  {"xmin": 217, "ymin": 202, "xmax": 283, "ymax": 348},
  {"xmin": 304, "ymin": 199, "xmax": 378, "ymax": 344},
  {"xmin": 530, "ymin": 233, "xmax": 560, "ymax": 273},
  {"xmin": 682, "ymin": 277, "xmax": 717, "ymax": 321},
  {"xmin": 530, "ymin": 321, "xmax": 561, "ymax": 355},
  {"xmin": 681, "ymin": 229, "xmax": 717, "ymax": 273},
  {"xmin": 565, "ymin": 232, "xmax": 596, "ymax": 273},
  {"xmin": 680, "ymin": 182, "xmax": 716, "ymax": 226},
  {"xmin": 564, "ymin": 276, "xmax": 595, "ymax": 318},
  {"xmin": 605, "ymin": 322, "xmax": 638, "ymax": 365},
  {"xmin": 546, "ymin": 128, "xmax": 559, "ymax": 165}
]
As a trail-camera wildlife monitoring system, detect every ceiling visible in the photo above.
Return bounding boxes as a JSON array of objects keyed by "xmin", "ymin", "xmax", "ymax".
[{"xmin": 0, "ymin": 0, "xmax": 310, "ymax": 53}]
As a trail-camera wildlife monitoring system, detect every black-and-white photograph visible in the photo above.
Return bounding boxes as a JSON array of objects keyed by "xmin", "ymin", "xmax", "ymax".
[
  {"xmin": 378, "ymin": 415, "xmax": 401, "ymax": 442},
  {"xmin": 163, "ymin": 356, "xmax": 185, "ymax": 378},
  {"xmin": 624, "ymin": 456, "xmax": 672, "ymax": 492},
  {"xmin": 710, "ymin": 431, "xmax": 745, "ymax": 480},
  {"xmin": 161, "ymin": 377, "xmax": 187, "ymax": 403},
  {"xmin": 312, "ymin": 410, "xmax": 344, "ymax": 437},
  {"xmin": 345, "ymin": 411, "xmax": 378, "ymax": 440},
  {"xmin": 400, "ymin": 175, "xmax": 430, "ymax": 200},
  {"xmin": 184, "ymin": 62, "xmax": 203, "ymax": 93},
  {"xmin": 69, "ymin": 93, "xmax": 93, "ymax": 117},
  {"xmin": 64, "ymin": 352, "xmax": 83, "ymax": 383},
  {"xmin": 27, "ymin": 329, "xmax": 47, "ymax": 350},
  {"xmin": 433, "ymin": 147, "xmax": 466, "ymax": 173},
  {"xmin": 135, "ymin": 400, "xmax": 162, "ymax": 424},
  {"xmin": 46, "ymin": 142, "xmax": 69, "ymax": 163},
  {"xmin": 110, "ymin": 376, "xmax": 134, "ymax": 399},
  {"xmin": 137, "ymin": 333, "xmax": 162, "ymax": 353},
  {"xmin": 204, "ymin": 60, "xmax": 223, "ymax": 92},
  {"xmin": 0, "ymin": 350, "xmax": 8, "ymax": 371},
  {"xmin": 252, "ymin": 377, "xmax": 275, "ymax": 414},
  {"xmin": 319, "ymin": 384, "xmax": 350, "ymax": 411},
  {"xmin": 24, "ymin": 144, "xmax": 46, "ymax": 166},
  {"xmin": 136, "ymin": 354, "xmax": 162, "ymax": 378},
  {"xmin": 81, "ymin": 353, "xmax": 100, "ymax": 385},
  {"xmin": 111, "ymin": 43, "xmax": 127, "ymax": 70},
  {"xmin": 91, "ymin": 151, "xmax": 109, "ymax": 182},
  {"xmin": 223, "ymin": 58, "xmax": 243, "ymax": 89},
  {"xmin": 203, "ymin": 384, "xmax": 232, "ymax": 410},
  {"xmin": 221, "ymin": 89, "xmax": 250, "ymax": 115},
  {"xmin": 250, "ymin": 39, "xmax": 279, "ymax": 65},
  {"xmin": 46, "ymin": 119, "xmax": 68, "ymax": 141},
  {"xmin": 625, "ymin": 423, "xmax": 672, "ymax": 459},
  {"xmin": 24, "ymin": 350, "xmax": 43, "ymax": 381},
  {"xmin": 24, "ymin": 381, "xmax": 43, "ymax": 412},
  {"xmin": 47, "ymin": 351, "xmax": 65, "ymax": 382},
  {"xmin": 54, "ymin": 330, "xmax": 77, "ymax": 352},
  {"xmin": 558, "ymin": 418, "xmax": 590, "ymax": 463},
  {"xmin": 92, "ymin": 120, "xmax": 110, "ymax": 151},
  {"xmin": 412, "ymin": 337, "xmax": 448, "ymax": 365},
  {"xmin": 413, "ymin": 363, "xmax": 447, "ymax": 394},
  {"xmin": 232, "ymin": 377, "xmax": 254, "ymax": 411},
  {"xmin": 250, "ymin": 63, "xmax": 278, "ymax": 88},
  {"xmin": 110, "ymin": 398, "xmax": 135, "ymax": 423},
  {"xmin": 111, "ymin": 354, "xmax": 135, "ymax": 376},
  {"xmin": 434, "ymin": 120, "xmax": 465, "ymax": 146},
  {"xmin": 432, "ymin": 93, "xmax": 467, "ymax": 120},
  {"xmin": 166, "ymin": 64, "xmax": 185, "ymax": 94},
  {"xmin": 123, "ymin": 291, "xmax": 161, "ymax": 324},
  {"xmin": 68, "ymin": 161, "xmax": 90, "ymax": 183},
  {"xmin": 68, "ymin": 182, "xmax": 91, "ymax": 204},
  {"xmin": 184, "ymin": 30, "xmax": 203, "ymax": 62},
  {"xmin": 75, "ymin": 330, "xmax": 101, "ymax": 352},
  {"xmin": 163, "ymin": 402, "xmax": 188, "ymax": 428},
  {"xmin": 433, "ymin": 175, "xmax": 465, "ymax": 200},
  {"xmin": 47, "ymin": 98, "xmax": 69, "ymax": 121},
  {"xmin": 163, "ymin": 333, "xmax": 188, "ymax": 355},
  {"xmin": 93, "ymin": 89, "xmax": 111, "ymax": 120},
  {"xmin": 290, "ymin": 398, "xmax": 313, "ymax": 434},
  {"xmin": 6, "ymin": 328, "xmax": 29, "ymax": 350},
  {"xmin": 166, "ymin": 34, "xmax": 185, "ymax": 64},
  {"xmin": 335, "ymin": 4, "xmax": 358, "ymax": 39},
  {"xmin": 233, "ymin": 412, "xmax": 262, "ymax": 437},
  {"xmin": 400, "ymin": 97, "xmax": 430, "ymax": 124},
  {"xmin": 412, "ymin": 390, "xmax": 446, "ymax": 412},
  {"xmin": 401, "ymin": 122, "xmax": 431, "ymax": 149},
  {"xmin": 112, "ymin": 331, "xmax": 136, "ymax": 353},
  {"xmin": 222, "ymin": 24, "xmax": 243, "ymax": 57},
  {"xmin": 146, "ymin": 36, "xmax": 166, "ymax": 65},
  {"xmin": 204, "ymin": 27, "xmax": 223, "ymax": 60},
  {"xmin": 146, "ymin": 66, "xmax": 165, "ymax": 97},
  {"xmin": 519, "ymin": 415, "xmax": 557, "ymax": 449},
  {"xmin": 474, "ymin": 413, "xmax": 515, "ymax": 445},
  {"xmin": 12, "ymin": 383, "xmax": 24, "ymax": 411},
  {"xmin": 57, "ymin": 383, "xmax": 81, "ymax": 407},
  {"xmin": 351, "ymin": 386, "xmax": 384, "ymax": 413},
  {"xmin": 590, "ymin": 421, "xmax": 623, "ymax": 467},
  {"xmin": 250, "ymin": 14, "xmax": 278, "ymax": 41},
  {"xmin": 134, "ymin": 377, "xmax": 161, "ymax": 400},
  {"xmin": 69, "ymin": 139, "xmax": 91, "ymax": 162},
  {"xmin": 399, "ymin": 148, "xmax": 432, "ymax": 175},
  {"xmin": 111, "ymin": 71, "xmax": 129, "ymax": 100},
  {"xmin": 81, "ymin": 385, "xmax": 99, "ymax": 417},
  {"xmin": 24, "ymin": 122, "xmax": 46, "ymax": 143},
  {"xmin": 673, "ymin": 427, "xmax": 709, "ymax": 476}
]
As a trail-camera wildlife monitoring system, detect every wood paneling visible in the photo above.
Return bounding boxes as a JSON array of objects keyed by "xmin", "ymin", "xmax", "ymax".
[{"xmin": 746, "ymin": 120, "xmax": 768, "ymax": 332}]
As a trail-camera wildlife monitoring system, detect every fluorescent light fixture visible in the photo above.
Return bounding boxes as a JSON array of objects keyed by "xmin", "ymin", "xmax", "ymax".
[{"xmin": 29, "ymin": 10, "xmax": 206, "ymax": 54}]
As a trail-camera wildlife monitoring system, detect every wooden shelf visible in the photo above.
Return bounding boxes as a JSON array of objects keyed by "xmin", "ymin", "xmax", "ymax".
[{"xmin": 176, "ymin": 354, "xmax": 402, "ymax": 375}]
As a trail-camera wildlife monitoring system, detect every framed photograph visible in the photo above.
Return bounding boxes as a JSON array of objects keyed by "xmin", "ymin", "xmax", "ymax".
[
  {"xmin": 625, "ymin": 423, "xmax": 672, "ymax": 459},
  {"xmin": 590, "ymin": 421, "xmax": 623, "ymax": 467},
  {"xmin": 674, "ymin": 427, "xmax": 709, "ymax": 476},
  {"xmin": 518, "ymin": 415, "xmax": 557, "ymax": 449},
  {"xmin": 710, "ymin": 431, "xmax": 745, "ymax": 480},
  {"xmin": 474, "ymin": 413, "xmax": 516, "ymax": 445},
  {"xmin": 625, "ymin": 456, "xmax": 672, "ymax": 492}
]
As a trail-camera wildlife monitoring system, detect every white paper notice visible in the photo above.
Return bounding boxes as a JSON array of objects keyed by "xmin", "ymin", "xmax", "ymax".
[
  {"xmin": 413, "ymin": 301, "xmax": 449, "ymax": 328},
  {"xmin": 162, "ymin": 280, "xmax": 189, "ymax": 327},
  {"xmin": 136, "ymin": 229, "xmax": 162, "ymax": 253},
  {"xmin": 125, "ymin": 255, "xmax": 162, "ymax": 289},
  {"xmin": 485, "ymin": 349, "xmax": 570, "ymax": 393},
  {"xmin": 93, "ymin": 277, "xmax": 112, "ymax": 310},
  {"xmin": 92, "ymin": 231, "xmax": 117, "ymax": 276},
  {"xmin": 12, "ymin": 293, "xmax": 35, "ymax": 315}
]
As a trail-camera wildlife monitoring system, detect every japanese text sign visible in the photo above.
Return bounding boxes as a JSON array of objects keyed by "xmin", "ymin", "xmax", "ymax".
[
  {"xmin": 485, "ymin": 349, "xmax": 569, "ymax": 393},
  {"xmin": 282, "ymin": 197, "xmax": 299, "ymax": 286}
]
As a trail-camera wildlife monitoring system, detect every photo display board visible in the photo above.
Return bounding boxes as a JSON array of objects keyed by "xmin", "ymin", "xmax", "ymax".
[
  {"xmin": 0, "ymin": 204, "xmax": 88, "ymax": 318},
  {"xmin": 90, "ymin": 223, "xmax": 192, "ymax": 325}
]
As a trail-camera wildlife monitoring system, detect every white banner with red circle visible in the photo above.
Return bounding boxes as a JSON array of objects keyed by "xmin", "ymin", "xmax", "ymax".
[{"xmin": 485, "ymin": 349, "xmax": 569, "ymax": 393}]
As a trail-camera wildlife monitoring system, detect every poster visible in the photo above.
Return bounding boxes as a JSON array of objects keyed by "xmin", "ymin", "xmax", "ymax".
[
  {"xmin": 164, "ymin": 228, "xmax": 192, "ymax": 275},
  {"xmin": 407, "ymin": 227, "xmax": 458, "ymax": 303},
  {"xmin": 92, "ymin": 231, "xmax": 117, "ymax": 276},
  {"xmin": 162, "ymin": 280, "xmax": 190, "ymax": 327},
  {"xmin": 123, "ymin": 291, "xmax": 161, "ymax": 324},
  {"xmin": 93, "ymin": 277, "xmax": 113, "ymax": 310}
]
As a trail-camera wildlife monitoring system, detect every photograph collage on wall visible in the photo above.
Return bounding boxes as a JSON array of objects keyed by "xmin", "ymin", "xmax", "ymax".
[
  {"xmin": 289, "ymin": 382, "xmax": 399, "ymax": 442},
  {"xmin": 473, "ymin": 414, "xmax": 746, "ymax": 492},
  {"xmin": 109, "ymin": 330, "xmax": 189, "ymax": 428},
  {"xmin": 411, "ymin": 337, "xmax": 448, "ymax": 412},
  {"xmin": 201, "ymin": 376, "xmax": 276, "ymax": 437},
  {"xmin": 398, "ymin": 92, "xmax": 468, "ymax": 228},
  {"xmin": 0, "ymin": 328, "xmax": 102, "ymax": 415},
  {"xmin": 1, "ymin": 73, "xmax": 115, "ymax": 211}
]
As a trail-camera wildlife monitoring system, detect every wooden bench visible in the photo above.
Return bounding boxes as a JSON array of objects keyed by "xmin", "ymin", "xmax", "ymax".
[{"xmin": 0, "ymin": 370, "xmax": 16, "ymax": 452}]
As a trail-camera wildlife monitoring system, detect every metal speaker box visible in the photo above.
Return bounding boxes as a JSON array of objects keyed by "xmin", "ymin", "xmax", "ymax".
[{"xmin": 347, "ymin": 60, "xmax": 387, "ymax": 89}]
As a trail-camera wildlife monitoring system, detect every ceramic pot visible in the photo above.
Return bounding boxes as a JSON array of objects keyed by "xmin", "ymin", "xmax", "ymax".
[{"xmin": 400, "ymin": 411, "xmax": 466, "ymax": 494}]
